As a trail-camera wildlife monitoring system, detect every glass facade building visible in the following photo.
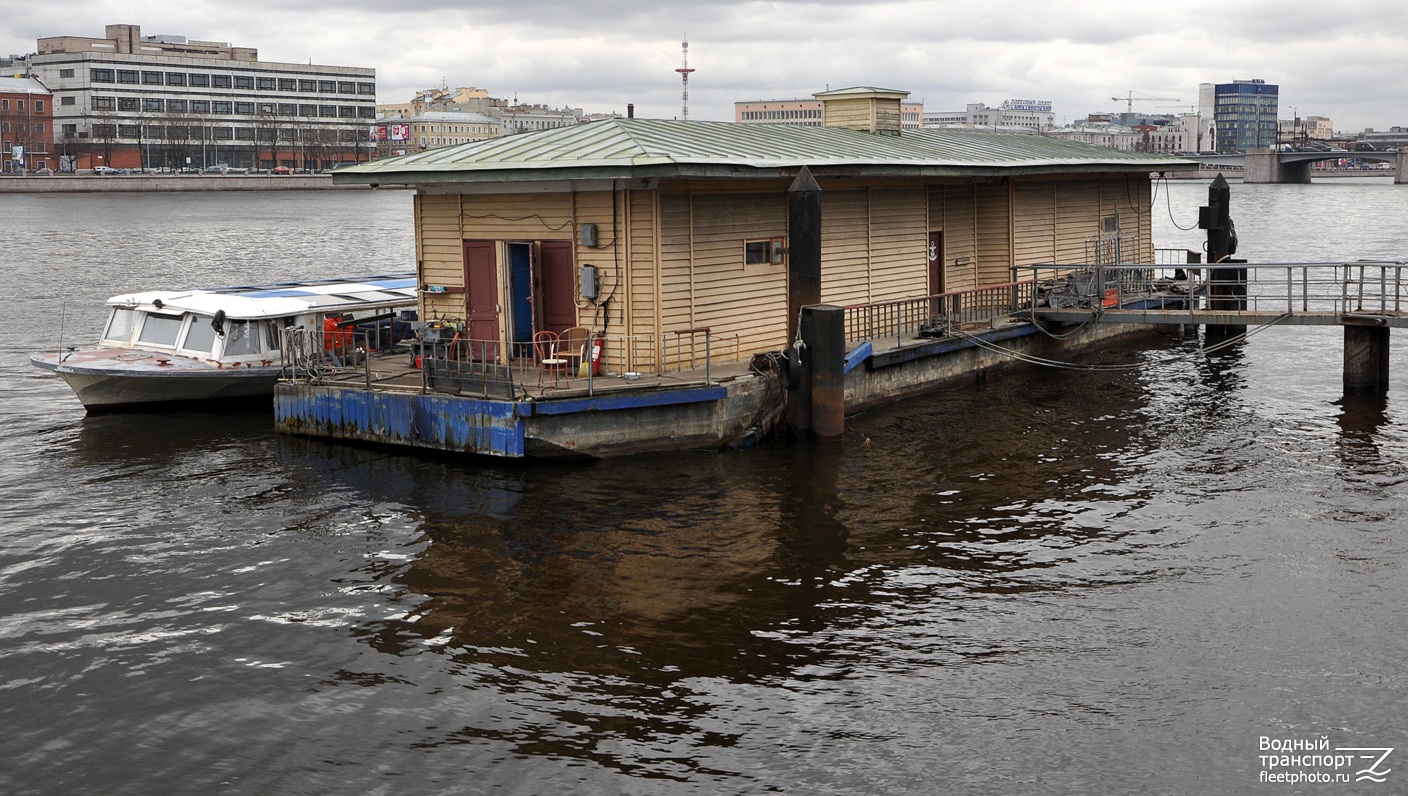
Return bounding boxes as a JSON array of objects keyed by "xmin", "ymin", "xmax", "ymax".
[{"xmin": 1213, "ymin": 79, "xmax": 1278, "ymax": 153}]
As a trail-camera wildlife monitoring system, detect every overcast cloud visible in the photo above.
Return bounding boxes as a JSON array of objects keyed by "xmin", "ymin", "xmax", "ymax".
[{"xmin": 4, "ymin": 1, "xmax": 1406, "ymax": 132}]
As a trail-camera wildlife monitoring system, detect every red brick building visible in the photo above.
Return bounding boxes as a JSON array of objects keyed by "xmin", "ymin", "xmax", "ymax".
[{"xmin": 0, "ymin": 76, "xmax": 55, "ymax": 172}]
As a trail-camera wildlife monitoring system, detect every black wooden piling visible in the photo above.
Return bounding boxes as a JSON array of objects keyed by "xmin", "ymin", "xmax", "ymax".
[
  {"xmin": 1201, "ymin": 174, "xmax": 1247, "ymax": 336},
  {"xmin": 1344, "ymin": 324, "xmax": 1391, "ymax": 394},
  {"xmin": 787, "ymin": 166, "xmax": 822, "ymax": 334},
  {"xmin": 801, "ymin": 305, "xmax": 845, "ymax": 441},
  {"xmin": 786, "ymin": 167, "xmax": 823, "ymax": 435}
]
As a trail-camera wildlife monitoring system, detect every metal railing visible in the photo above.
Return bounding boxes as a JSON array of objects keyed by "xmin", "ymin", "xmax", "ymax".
[
  {"xmin": 280, "ymin": 324, "xmax": 736, "ymax": 398},
  {"xmin": 843, "ymin": 280, "xmax": 1037, "ymax": 344},
  {"xmin": 1087, "ymin": 232, "xmax": 1136, "ymax": 266},
  {"xmin": 1155, "ymin": 248, "xmax": 1203, "ymax": 266},
  {"xmin": 1021, "ymin": 261, "xmax": 1408, "ymax": 318},
  {"xmin": 281, "ymin": 326, "xmax": 403, "ymax": 389}
]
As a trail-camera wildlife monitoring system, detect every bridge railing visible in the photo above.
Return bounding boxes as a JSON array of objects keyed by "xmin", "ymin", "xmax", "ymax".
[{"xmin": 1021, "ymin": 261, "xmax": 1408, "ymax": 317}]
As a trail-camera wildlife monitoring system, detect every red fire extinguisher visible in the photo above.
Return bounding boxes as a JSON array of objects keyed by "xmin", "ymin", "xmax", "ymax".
[{"xmin": 589, "ymin": 333, "xmax": 605, "ymax": 376}]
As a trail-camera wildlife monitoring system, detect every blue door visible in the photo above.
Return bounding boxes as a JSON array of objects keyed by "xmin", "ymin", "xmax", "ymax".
[{"xmin": 508, "ymin": 243, "xmax": 534, "ymax": 355}]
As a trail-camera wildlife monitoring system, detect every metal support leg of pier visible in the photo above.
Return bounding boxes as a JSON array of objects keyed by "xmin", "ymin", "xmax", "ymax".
[{"xmin": 1344, "ymin": 325, "xmax": 1390, "ymax": 394}]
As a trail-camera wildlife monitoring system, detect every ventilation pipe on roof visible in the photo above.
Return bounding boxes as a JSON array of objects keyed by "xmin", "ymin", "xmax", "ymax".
[{"xmin": 627, "ymin": 104, "xmax": 634, "ymax": 119}]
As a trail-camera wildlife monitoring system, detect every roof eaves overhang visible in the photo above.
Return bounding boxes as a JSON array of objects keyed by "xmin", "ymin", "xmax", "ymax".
[{"xmin": 333, "ymin": 158, "xmax": 1199, "ymax": 188}]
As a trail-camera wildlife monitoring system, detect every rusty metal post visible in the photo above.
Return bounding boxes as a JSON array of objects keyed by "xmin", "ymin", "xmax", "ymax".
[
  {"xmin": 801, "ymin": 304, "xmax": 845, "ymax": 441},
  {"xmin": 1344, "ymin": 324, "xmax": 1390, "ymax": 394}
]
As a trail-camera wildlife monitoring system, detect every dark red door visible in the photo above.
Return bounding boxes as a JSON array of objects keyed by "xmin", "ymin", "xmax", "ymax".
[
  {"xmin": 462, "ymin": 240, "xmax": 500, "ymax": 360},
  {"xmin": 928, "ymin": 231, "xmax": 945, "ymax": 296},
  {"xmin": 538, "ymin": 241, "xmax": 577, "ymax": 332}
]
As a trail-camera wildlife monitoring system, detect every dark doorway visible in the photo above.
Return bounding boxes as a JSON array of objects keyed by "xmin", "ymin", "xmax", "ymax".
[
  {"xmin": 928, "ymin": 231, "xmax": 945, "ymax": 296},
  {"xmin": 507, "ymin": 243, "xmax": 534, "ymax": 356}
]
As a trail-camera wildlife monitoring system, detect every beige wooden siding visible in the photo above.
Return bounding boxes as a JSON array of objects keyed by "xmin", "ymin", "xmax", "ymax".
[
  {"xmin": 623, "ymin": 190, "xmax": 658, "ymax": 372},
  {"xmin": 659, "ymin": 191, "xmax": 694, "ymax": 342},
  {"xmin": 570, "ymin": 190, "xmax": 617, "ymax": 335},
  {"xmin": 1107, "ymin": 176, "xmax": 1154, "ymax": 262},
  {"xmin": 416, "ymin": 192, "xmax": 464, "ymax": 321},
  {"xmin": 820, "ymin": 190, "xmax": 872, "ymax": 306},
  {"xmin": 680, "ymin": 191, "xmax": 789, "ymax": 357},
  {"xmin": 975, "ymin": 183, "xmax": 1012, "ymax": 285},
  {"xmin": 1055, "ymin": 179, "xmax": 1102, "ymax": 263},
  {"xmin": 459, "ymin": 193, "xmax": 575, "ymax": 241},
  {"xmin": 823, "ymin": 98, "xmax": 873, "ymax": 131},
  {"xmin": 1013, "ymin": 180, "xmax": 1056, "ymax": 265},
  {"xmin": 868, "ymin": 187, "xmax": 928, "ymax": 302},
  {"xmin": 943, "ymin": 184, "xmax": 977, "ymax": 291},
  {"xmin": 927, "ymin": 184, "xmax": 946, "ymax": 230}
]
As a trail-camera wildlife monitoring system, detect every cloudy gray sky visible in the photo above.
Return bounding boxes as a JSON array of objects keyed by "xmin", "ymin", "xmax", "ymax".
[{"xmin": 4, "ymin": 2, "xmax": 1404, "ymax": 132}]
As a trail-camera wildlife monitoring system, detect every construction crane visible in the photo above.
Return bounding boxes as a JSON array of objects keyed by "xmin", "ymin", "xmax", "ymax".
[{"xmin": 1112, "ymin": 91, "xmax": 1179, "ymax": 113}]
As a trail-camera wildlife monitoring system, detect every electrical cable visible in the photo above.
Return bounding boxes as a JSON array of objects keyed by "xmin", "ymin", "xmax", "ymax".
[{"xmin": 1164, "ymin": 174, "xmax": 1201, "ymax": 231}]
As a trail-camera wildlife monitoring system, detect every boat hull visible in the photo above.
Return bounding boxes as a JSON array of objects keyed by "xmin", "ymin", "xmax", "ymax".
[{"xmin": 31, "ymin": 350, "xmax": 282, "ymax": 411}]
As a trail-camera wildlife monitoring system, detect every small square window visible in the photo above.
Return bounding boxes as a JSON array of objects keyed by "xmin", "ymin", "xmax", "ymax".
[{"xmin": 744, "ymin": 240, "xmax": 772, "ymax": 265}]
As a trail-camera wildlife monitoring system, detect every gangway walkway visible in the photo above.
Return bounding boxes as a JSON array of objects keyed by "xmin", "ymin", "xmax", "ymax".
[
  {"xmin": 1025, "ymin": 261, "xmax": 1408, "ymax": 329},
  {"xmin": 1023, "ymin": 260, "xmax": 1408, "ymax": 391}
]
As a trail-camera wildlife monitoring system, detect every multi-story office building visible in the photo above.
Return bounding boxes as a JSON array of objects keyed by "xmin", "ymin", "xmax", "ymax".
[
  {"xmin": 735, "ymin": 96, "xmax": 924, "ymax": 129},
  {"xmin": 1211, "ymin": 79, "xmax": 1278, "ymax": 153},
  {"xmin": 0, "ymin": 76, "xmax": 55, "ymax": 171},
  {"xmin": 20, "ymin": 23, "xmax": 376, "ymax": 171}
]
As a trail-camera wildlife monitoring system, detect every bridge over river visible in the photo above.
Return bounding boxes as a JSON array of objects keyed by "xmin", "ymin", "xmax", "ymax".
[
  {"xmin": 1186, "ymin": 149, "xmax": 1408, "ymax": 184},
  {"xmin": 1026, "ymin": 260, "xmax": 1407, "ymax": 391}
]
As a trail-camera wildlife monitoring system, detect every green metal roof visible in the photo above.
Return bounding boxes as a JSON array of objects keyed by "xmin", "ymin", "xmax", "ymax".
[{"xmin": 338, "ymin": 118, "xmax": 1197, "ymax": 185}]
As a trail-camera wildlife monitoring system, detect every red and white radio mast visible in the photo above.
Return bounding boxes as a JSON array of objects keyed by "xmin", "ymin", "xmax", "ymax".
[{"xmin": 675, "ymin": 39, "xmax": 695, "ymax": 119}]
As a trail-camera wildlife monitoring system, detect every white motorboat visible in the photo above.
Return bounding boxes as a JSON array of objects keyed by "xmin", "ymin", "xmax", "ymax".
[{"xmin": 31, "ymin": 273, "xmax": 418, "ymax": 411}]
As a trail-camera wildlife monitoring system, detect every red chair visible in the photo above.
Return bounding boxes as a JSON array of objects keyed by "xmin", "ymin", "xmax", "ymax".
[{"xmin": 533, "ymin": 330, "xmax": 569, "ymax": 388}]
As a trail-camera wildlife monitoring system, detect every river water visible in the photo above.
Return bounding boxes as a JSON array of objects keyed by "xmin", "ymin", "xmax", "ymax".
[{"xmin": 2, "ymin": 180, "xmax": 1406, "ymax": 794}]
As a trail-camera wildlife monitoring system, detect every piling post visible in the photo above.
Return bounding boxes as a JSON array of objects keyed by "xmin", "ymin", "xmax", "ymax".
[
  {"xmin": 1344, "ymin": 324, "xmax": 1390, "ymax": 394},
  {"xmin": 786, "ymin": 166, "xmax": 823, "ymax": 436},
  {"xmin": 1201, "ymin": 174, "xmax": 1246, "ymax": 336},
  {"xmin": 801, "ymin": 304, "xmax": 845, "ymax": 441},
  {"xmin": 788, "ymin": 166, "xmax": 822, "ymax": 331}
]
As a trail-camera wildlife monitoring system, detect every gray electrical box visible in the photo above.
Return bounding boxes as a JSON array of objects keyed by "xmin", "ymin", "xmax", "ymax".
[
  {"xmin": 580, "ymin": 264, "xmax": 599, "ymax": 300},
  {"xmin": 579, "ymin": 223, "xmax": 598, "ymax": 248}
]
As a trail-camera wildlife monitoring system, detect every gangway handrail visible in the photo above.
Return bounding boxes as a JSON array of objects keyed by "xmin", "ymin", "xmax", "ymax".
[{"xmin": 1022, "ymin": 260, "xmax": 1408, "ymax": 323}]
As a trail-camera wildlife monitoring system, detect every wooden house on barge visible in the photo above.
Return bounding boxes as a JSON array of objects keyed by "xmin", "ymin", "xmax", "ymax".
[{"xmin": 276, "ymin": 87, "xmax": 1196, "ymax": 458}]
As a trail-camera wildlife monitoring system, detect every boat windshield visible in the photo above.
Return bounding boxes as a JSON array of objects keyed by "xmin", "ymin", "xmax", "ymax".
[
  {"xmin": 223, "ymin": 320, "xmax": 262, "ymax": 355},
  {"xmin": 103, "ymin": 308, "xmax": 139, "ymax": 344},
  {"xmin": 136, "ymin": 312, "xmax": 184, "ymax": 347},
  {"xmin": 180, "ymin": 315, "xmax": 218, "ymax": 355}
]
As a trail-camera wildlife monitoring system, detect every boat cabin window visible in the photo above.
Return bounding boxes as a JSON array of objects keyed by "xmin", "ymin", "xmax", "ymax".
[
  {"xmin": 222, "ymin": 320, "xmax": 262, "ymax": 355},
  {"xmin": 180, "ymin": 314, "xmax": 218, "ymax": 355},
  {"xmin": 136, "ymin": 312, "xmax": 184, "ymax": 347},
  {"xmin": 103, "ymin": 308, "xmax": 140, "ymax": 343}
]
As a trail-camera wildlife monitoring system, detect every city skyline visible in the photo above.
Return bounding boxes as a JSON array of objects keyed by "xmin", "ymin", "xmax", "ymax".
[{"xmin": 3, "ymin": 3, "xmax": 1407, "ymax": 131}]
